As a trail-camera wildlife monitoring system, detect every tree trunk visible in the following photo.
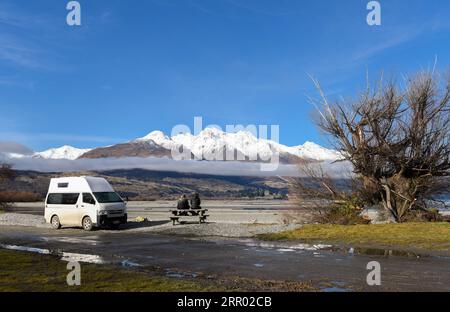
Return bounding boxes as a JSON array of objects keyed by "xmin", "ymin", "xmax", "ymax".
[{"xmin": 381, "ymin": 182, "xmax": 399, "ymax": 222}]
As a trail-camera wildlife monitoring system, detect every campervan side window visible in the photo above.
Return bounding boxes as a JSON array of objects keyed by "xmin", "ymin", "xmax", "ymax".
[
  {"xmin": 83, "ymin": 193, "xmax": 96, "ymax": 205},
  {"xmin": 47, "ymin": 193, "xmax": 80, "ymax": 205}
]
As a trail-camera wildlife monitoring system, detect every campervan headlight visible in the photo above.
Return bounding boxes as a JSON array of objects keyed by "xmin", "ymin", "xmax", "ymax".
[{"xmin": 98, "ymin": 210, "xmax": 108, "ymax": 216}]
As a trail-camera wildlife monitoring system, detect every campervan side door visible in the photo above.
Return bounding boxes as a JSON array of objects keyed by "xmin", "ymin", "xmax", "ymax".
[
  {"xmin": 52, "ymin": 193, "xmax": 81, "ymax": 226},
  {"xmin": 80, "ymin": 193, "xmax": 97, "ymax": 224}
]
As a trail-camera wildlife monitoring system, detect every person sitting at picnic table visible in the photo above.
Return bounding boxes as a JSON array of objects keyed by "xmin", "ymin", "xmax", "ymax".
[
  {"xmin": 177, "ymin": 194, "xmax": 190, "ymax": 210},
  {"xmin": 190, "ymin": 192, "xmax": 201, "ymax": 210}
]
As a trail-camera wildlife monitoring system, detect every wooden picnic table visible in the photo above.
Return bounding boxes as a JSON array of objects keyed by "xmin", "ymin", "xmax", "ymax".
[{"xmin": 169, "ymin": 208, "xmax": 209, "ymax": 225}]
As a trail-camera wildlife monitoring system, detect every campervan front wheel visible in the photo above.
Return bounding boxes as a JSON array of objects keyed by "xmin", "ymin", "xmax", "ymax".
[
  {"xmin": 51, "ymin": 216, "xmax": 61, "ymax": 230},
  {"xmin": 82, "ymin": 216, "xmax": 93, "ymax": 231}
]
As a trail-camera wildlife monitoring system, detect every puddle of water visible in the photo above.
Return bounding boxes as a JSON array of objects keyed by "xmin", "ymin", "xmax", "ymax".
[
  {"xmin": 121, "ymin": 259, "xmax": 141, "ymax": 268},
  {"xmin": 253, "ymin": 263, "xmax": 264, "ymax": 268},
  {"xmin": 244, "ymin": 241, "xmax": 333, "ymax": 252},
  {"xmin": 61, "ymin": 252, "xmax": 105, "ymax": 264},
  {"xmin": 240, "ymin": 237, "xmax": 430, "ymax": 259},
  {"xmin": 321, "ymin": 281, "xmax": 350, "ymax": 292},
  {"xmin": 253, "ymin": 248, "xmax": 269, "ymax": 253},
  {"xmin": 165, "ymin": 269, "xmax": 198, "ymax": 279},
  {"xmin": 1, "ymin": 243, "xmax": 107, "ymax": 265},
  {"xmin": 348, "ymin": 247, "xmax": 423, "ymax": 258},
  {"xmin": 43, "ymin": 236, "xmax": 100, "ymax": 246},
  {"xmin": 277, "ymin": 248, "xmax": 296, "ymax": 252},
  {"xmin": 313, "ymin": 253, "xmax": 325, "ymax": 258},
  {"xmin": 1, "ymin": 244, "xmax": 51, "ymax": 255},
  {"xmin": 166, "ymin": 272, "xmax": 185, "ymax": 278},
  {"xmin": 321, "ymin": 286, "xmax": 350, "ymax": 292}
]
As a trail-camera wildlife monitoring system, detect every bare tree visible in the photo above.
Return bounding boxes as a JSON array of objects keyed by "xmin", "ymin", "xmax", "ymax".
[
  {"xmin": 287, "ymin": 160, "xmax": 371, "ymax": 224},
  {"xmin": 311, "ymin": 71, "xmax": 449, "ymax": 222}
]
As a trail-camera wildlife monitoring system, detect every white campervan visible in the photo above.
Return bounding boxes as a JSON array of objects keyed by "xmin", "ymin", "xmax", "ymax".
[{"xmin": 44, "ymin": 176, "xmax": 127, "ymax": 231}]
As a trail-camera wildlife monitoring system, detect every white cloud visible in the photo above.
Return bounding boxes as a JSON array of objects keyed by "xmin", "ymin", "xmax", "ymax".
[
  {"xmin": 0, "ymin": 141, "xmax": 33, "ymax": 155},
  {"xmin": 3, "ymin": 155, "xmax": 352, "ymax": 178}
]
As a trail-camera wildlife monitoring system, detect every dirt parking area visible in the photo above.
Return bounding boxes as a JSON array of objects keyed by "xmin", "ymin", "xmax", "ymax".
[{"xmin": 0, "ymin": 212, "xmax": 301, "ymax": 238}]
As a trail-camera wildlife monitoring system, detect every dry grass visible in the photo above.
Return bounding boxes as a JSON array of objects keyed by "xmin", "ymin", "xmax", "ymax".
[{"xmin": 0, "ymin": 191, "xmax": 42, "ymax": 203}]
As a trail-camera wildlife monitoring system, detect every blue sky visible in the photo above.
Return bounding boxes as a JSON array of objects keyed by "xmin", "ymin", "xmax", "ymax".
[{"xmin": 0, "ymin": 0, "xmax": 449, "ymax": 151}]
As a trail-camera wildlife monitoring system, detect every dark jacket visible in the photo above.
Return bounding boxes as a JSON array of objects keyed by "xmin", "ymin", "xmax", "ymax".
[
  {"xmin": 190, "ymin": 194, "xmax": 201, "ymax": 209},
  {"xmin": 177, "ymin": 198, "xmax": 190, "ymax": 210}
]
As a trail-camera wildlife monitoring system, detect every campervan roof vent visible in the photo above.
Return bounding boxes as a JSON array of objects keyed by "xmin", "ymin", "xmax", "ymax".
[{"xmin": 58, "ymin": 183, "xmax": 69, "ymax": 188}]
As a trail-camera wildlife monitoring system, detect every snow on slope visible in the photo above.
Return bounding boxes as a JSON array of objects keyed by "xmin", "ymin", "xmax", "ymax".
[
  {"xmin": 4, "ymin": 130, "xmax": 341, "ymax": 162},
  {"xmin": 137, "ymin": 128, "xmax": 342, "ymax": 162},
  {"xmin": 34, "ymin": 145, "xmax": 92, "ymax": 160},
  {"xmin": 284, "ymin": 141, "xmax": 343, "ymax": 161}
]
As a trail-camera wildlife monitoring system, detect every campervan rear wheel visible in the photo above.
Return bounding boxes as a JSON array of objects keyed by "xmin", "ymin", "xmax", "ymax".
[
  {"xmin": 82, "ymin": 216, "xmax": 93, "ymax": 231},
  {"xmin": 51, "ymin": 216, "xmax": 61, "ymax": 230}
]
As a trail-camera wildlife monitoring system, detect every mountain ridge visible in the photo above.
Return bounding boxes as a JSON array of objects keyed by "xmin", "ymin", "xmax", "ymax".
[{"xmin": 3, "ymin": 128, "xmax": 342, "ymax": 164}]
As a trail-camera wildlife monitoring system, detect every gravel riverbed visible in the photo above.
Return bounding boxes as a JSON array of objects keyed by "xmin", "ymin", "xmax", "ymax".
[{"xmin": 0, "ymin": 212, "xmax": 300, "ymax": 238}]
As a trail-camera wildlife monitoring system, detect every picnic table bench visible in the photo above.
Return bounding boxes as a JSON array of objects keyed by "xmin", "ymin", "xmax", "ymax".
[{"xmin": 169, "ymin": 208, "xmax": 209, "ymax": 225}]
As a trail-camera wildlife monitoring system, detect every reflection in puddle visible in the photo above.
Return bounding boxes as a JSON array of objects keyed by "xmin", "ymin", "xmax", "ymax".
[
  {"xmin": 322, "ymin": 286, "xmax": 350, "ymax": 292},
  {"xmin": 166, "ymin": 272, "xmax": 185, "ymax": 278},
  {"xmin": 1, "ymin": 243, "xmax": 108, "ymax": 265},
  {"xmin": 61, "ymin": 252, "xmax": 105, "ymax": 264},
  {"xmin": 241, "ymin": 239, "xmax": 429, "ymax": 259},
  {"xmin": 1, "ymin": 244, "xmax": 50, "ymax": 255},
  {"xmin": 244, "ymin": 241, "xmax": 333, "ymax": 252},
  {"xmin": 254, "ymin": 263, "xmax": 264, "ymax": 268},
  {"xmin": 121, "ymin": 259, "xmax": 141, "ymax": 268},
  {"xmin": 348, "ymin": 247, "xmax": 423, "ymax": 258},
  {"xmin": 313, "ymin": 252, "xmax": 325, "ymax": 258},
  {"xmin": 43, "ymin": 236, "xmax": 100, "ymax": 246},
  {"xmin": 321, "ymin": 281, "xmax": 350, "ymax": 292},
  {"xmin": 277, "ymin": 248, "xmax": 295, "ymax": 252}
]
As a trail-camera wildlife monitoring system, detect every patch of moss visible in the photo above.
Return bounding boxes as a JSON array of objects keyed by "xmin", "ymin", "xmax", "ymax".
[{"xmin": 258, "ymin": 222, "xmax": 450, "ymax": 252}]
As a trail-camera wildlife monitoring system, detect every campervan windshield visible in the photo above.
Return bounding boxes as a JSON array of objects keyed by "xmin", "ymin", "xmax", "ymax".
[{"xmin": 94, "ymin": 192, "xmax": 123, "ymax": 203}]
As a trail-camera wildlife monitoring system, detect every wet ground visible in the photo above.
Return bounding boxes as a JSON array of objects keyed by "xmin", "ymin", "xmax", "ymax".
[{"xmin": 1, "ymin": 225, "xmax": 449, "ymax": 291}]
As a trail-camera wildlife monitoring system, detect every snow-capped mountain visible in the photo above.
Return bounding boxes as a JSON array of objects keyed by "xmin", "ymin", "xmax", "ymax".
[
  {"xmin": 34, "ymin": 145, "xmax": 92, "ymax": 160},
  {"xmin": 136, "ymin": 128, "xmax": 275, "ymax": 160},
  {"xmin": 2, "ymin": 129, "xmax": 342, "ymax": 163},
  {"xmin": 80, "ymin": 140, "xmax": 171, "ymax": 159},
  {"xmin": 283, "ymin": 141, "xmax": 343, "ymax": 161},
  {"xmin": 133, "ymin": 128, "xmax": 342, "ymax": 163}
]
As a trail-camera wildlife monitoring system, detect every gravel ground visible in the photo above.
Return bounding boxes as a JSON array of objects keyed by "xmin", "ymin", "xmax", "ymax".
[
  {"xmin": 136, "ymin": 222, "xmax": 301, "ymax": 238},
  {"xmin": 0, "ymin": 213, "xmax": 51, "ymax": 229},
  {"xmin": 2, "ymin": 200, "xmax": 305, "ymax": 238},
  {"xmin": 0, "ymin": 212, "xmax": 301, "ymax": 238}
]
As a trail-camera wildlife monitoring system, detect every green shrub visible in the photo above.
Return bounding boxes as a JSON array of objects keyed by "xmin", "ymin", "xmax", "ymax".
[{"xmin": 403, "ymin": 208, "xmax": 444, "ymax": 222}]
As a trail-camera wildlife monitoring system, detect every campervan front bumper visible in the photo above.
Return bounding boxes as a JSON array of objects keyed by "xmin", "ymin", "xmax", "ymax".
[{"xmin": 98, "ymin": 213, "xmax": 128, "ymax": 226}]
